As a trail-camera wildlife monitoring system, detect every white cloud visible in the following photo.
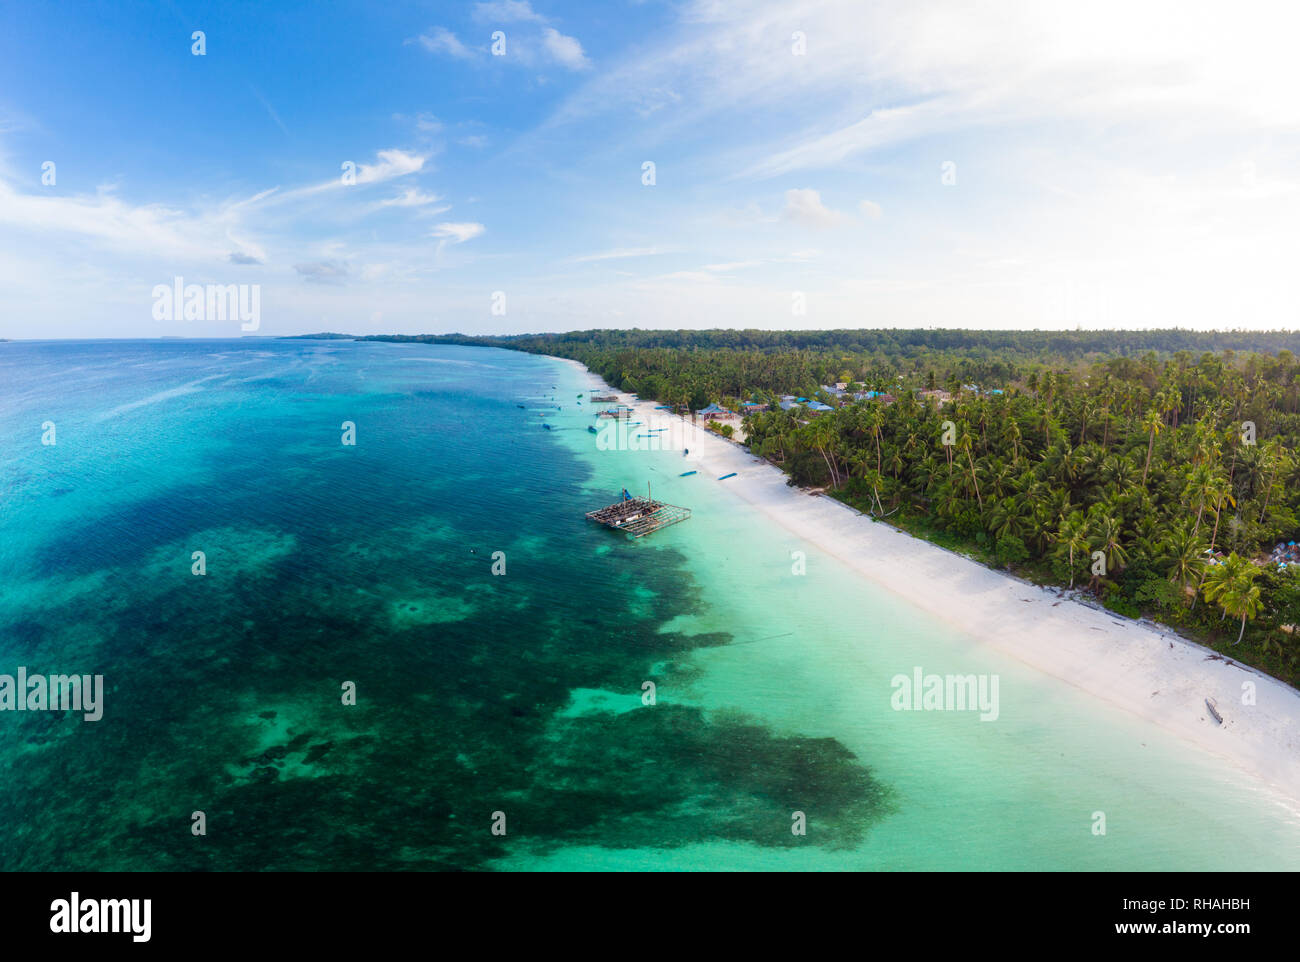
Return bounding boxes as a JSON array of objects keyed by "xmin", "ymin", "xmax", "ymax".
[
  {"xmin": 410, "ymin": 27, "xmax": 475, "ymax": 60},
  {"xmin": 432, "ymin": 222, "xmax": 486, "ymax": 243},
  {"xmin": 381, "ymin": 187, "xmax": 443, "ymax": 208},
  {"xmin": 0, "ymin": 179, "xmax": 223, "ymax": 260},
  {"xmin": 782, "ymin": 188, "xmax": 849, "ymax": 228},
  {"xmin": 858, "ymin": 199, "xmax": 882, "ymax": 219},
  {"xmin": 357, "ymin": 149, "xmax": 427, "ymax": 184},
  {"xmin": 473, "ymin": 0, "xmax": 546, "ymax": 23},
  {"xmin": 541, "ymin": 28, "xmax": 590, "ymax": 70},
  {"xmin": 549, "ymin": 0, "xmax": 1300, "ymax": 178}
]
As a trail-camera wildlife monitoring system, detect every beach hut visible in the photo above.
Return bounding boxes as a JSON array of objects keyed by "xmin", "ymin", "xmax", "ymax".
[{"xmin": 695, "ymin": 403, "xmax": 736, "ymax": 421}]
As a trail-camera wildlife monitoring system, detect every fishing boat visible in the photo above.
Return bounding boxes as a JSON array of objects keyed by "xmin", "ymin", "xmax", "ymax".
[
  {"xmin": 680, "ymin": 470, "xmax": 697, "ymax": 477},
  {"xmin": 1206, "ymin": 698, "xmax": 1223, "ymax": 724},
  {"xmin": 543, "ymin": 423, "xmax": 552, "ymax": 430},
  {"xmin": 516, "ymin": 404, "xmax": 526, "ymax": 409},
  {"xmin": 588, "ymin": 425, "xmax": 598, "ymax": 434},
  {"xmin": 718, "ymin": 472, "xmax": 737, "ymax": 480}
]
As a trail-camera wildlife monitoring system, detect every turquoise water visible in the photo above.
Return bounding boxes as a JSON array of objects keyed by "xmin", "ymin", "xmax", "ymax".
[{"xmin": 2, "ymin": 339, "xmax": 1298, "ymax": 870}]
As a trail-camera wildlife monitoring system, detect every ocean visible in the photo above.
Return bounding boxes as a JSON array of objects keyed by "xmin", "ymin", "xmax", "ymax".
[{"xmin": 2, "ymin": 338, "xmax": 1298, "ymax": 870}]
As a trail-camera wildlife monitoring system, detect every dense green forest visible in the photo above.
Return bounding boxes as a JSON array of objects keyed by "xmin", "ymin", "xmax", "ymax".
[{"xmin": 361, "ymin": 329, "xmax": 1300, "ymax": 686}]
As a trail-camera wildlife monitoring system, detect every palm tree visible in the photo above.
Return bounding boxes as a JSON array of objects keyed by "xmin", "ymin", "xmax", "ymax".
[
  {"xmin": 1256, "ymin": 439, "xmax": 1287, "ymax": 523},
  {"xmin": 1164, "ymin": 521, "xmax": 1208, "ymax": 607},
  {"xmin": 1202, "ymin": 554, "xmax": 1262, "ymax": 645},
  {"xmin": 1089, "ymin": 511, "xmax": 1129, "ymax": 580},
  {"xmin": 1204, "ymin": 476, "xmax": 1236, "ymax": 555},
  {"xmin": 865, "ymin": 404, "xmax": 885, "ymax": 475},
  {"xmin": 988, "ymin": 496, "xmax": 1027, "ymax": 542},
  {"xmin": 799, "ymin": 418, "xmax": 842, "ymax": 488},
  {"xmin": 1004, "ymin": 418, "xmax": 1023, "ymax": 464},
  {"xmin": 956, "ymin": 428, "xmax": 983, "ymax": 509},
  {"xmin": 1184, "ymin": 464, "xmax": 1217, "ymax": 538},
  {"xmin": 1140, "ymin": 407, "xmax": 1162, "ymax": 484},
  {"xmin": 1052, "ymin": 513, "xmax": 1090, "ymax": 589}
]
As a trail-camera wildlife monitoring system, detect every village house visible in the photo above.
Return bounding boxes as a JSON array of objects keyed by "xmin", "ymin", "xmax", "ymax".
[{"xmin": 695, "ymin": 402, "xmax": 736, "ymax": 421}]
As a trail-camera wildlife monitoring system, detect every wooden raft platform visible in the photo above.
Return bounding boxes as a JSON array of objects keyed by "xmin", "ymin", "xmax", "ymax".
[{"xmin": 586, "ymin": 496, "xmax": 691, "ymax": 538}]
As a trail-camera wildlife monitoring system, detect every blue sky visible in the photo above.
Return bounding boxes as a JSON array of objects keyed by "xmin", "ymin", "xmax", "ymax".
[{"xmin": 2, "ymin": 0, "xmax": 1298, "ymax": 338}]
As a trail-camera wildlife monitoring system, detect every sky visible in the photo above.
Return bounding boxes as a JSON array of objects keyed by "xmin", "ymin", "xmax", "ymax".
[{"xmin": 1, "ymin": 0, "xmax": 1299, "ymax": 338}]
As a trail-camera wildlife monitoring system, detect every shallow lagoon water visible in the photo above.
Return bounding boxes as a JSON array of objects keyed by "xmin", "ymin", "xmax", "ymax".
[{"xmin": 1, "ymin": 339, "xmax": 1297, "ymax": 870}]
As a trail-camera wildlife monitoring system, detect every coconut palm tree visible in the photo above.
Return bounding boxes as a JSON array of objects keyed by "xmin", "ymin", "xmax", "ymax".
[
  {"xmin": 1052, "ymin": 513, "xmax": 1090, "ymax": 589},
  {"xmin": 1202, "ymin": 554, "xmax": 1262, "ymax": 645},
  {"xmin": 956, "ymin": 429, "xmax": 983, "ymax": 509},
  {"xmin": 1140, "ymin": 407, "xmax": 1162, "ymax": 484},
  {"xmin": 1164, "ymin": 520, "xmax": 1208, "ymax": 608},
  {"xmin": 1089, "ymin": 511, "xmax": 1129, "ymax": 580},
  {"xmin": 1184, "ymin": 464, "xmax": 1218, "ymax": 538}
]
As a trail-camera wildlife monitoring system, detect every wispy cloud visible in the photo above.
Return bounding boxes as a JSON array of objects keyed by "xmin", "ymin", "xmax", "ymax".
[
  {"xmin": 409, "ymin": 27, "xmax": 475, "ymax": 60},
  {"xmin": 572, "ymin": 246, "xmax": 676, "ymax": 262},
  {"xmin": 249, "ymin": 85, "xmax": 290, "ymax": 136},
  {"xmin": 432, "ymin": 222, "xmax": 485, "ymax": 244},
  {"xmin": 419, "ymin": 3, "xmax": 589, "ymax": 71},
  {"xmin": 473, "ymin": 0, "xmax": 546, "ymax": 23},
  {"xmin": 381, "ymin": 187, "xmax": 443, "ymax": 208}
]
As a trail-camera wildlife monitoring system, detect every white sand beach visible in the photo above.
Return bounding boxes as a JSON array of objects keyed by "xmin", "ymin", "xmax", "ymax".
[{"xmin": 569, "ymin": 359, "xmax": 1300, "ymax": 803}]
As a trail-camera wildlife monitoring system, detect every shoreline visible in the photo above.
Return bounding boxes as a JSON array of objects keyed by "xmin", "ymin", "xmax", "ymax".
[{"xmin": 563, "ymin": 358, "xmax": 1300, "ymax": 805}]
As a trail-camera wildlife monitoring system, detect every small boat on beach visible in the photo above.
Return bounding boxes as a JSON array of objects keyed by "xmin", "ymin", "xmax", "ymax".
[
  {"xmin": 680, "ymin": 470, "xmax": 697, "ymax": 476},
  {"xmin": 718, "ymin": 472, "xmax": 737, "ymax": 480}
]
